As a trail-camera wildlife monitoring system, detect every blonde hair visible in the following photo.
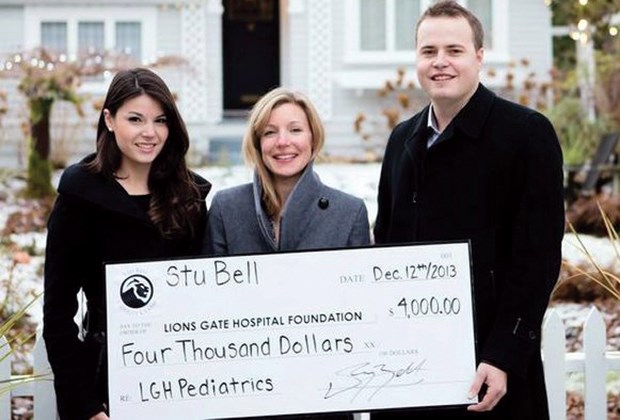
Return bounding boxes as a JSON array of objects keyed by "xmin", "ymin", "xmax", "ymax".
[{"xmin": 242, "ymin": 87, "xmax": 325, "ymax": 218}]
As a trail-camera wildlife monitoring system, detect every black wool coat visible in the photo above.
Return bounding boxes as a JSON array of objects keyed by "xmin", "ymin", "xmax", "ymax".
[
  {"xmin": 373, "ymin": 85, "xmax": 564, "ymax": 419},
  {"xmin": 43, "ymin": 156, "xmax": 210, "ymax": 420}
]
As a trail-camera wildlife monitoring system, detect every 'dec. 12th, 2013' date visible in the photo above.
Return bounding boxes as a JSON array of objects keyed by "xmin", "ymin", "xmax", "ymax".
[{"xmin": 373, "ymin": 262, "xmax": 457, "ymax": 281}]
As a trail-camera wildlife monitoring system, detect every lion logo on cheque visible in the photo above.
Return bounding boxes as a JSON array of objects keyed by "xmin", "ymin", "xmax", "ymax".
[{"xmin": 120, "ymin": 274, "xmax": 154, "ymax": 309}]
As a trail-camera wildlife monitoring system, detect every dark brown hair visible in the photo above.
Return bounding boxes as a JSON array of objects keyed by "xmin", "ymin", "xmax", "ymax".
[
  {"xmin": 86, "ymin": 68, "xmax": 203, "ymax": 239},
  {"xmin": 416, "ymin": 0, "xmax": 485, "ymax": 50}
]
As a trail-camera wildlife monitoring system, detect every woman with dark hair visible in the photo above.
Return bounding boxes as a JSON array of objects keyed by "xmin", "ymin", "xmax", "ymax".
[{"xmin": 43, "ymin": 68, "xmax": 211, "ymax": 420}]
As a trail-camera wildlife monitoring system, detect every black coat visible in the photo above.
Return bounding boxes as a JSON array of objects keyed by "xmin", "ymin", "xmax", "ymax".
[
  {"xmin": 373, "ymin": 85, "xmax": 564, "ymax": 419},
  {"xmin": 43, "ymin": 156, "xmax": 210, "ymax": 420}
]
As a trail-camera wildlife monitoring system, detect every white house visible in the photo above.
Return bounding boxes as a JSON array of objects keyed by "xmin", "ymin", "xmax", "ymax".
[{"xmin": 0, "ymin": 0, "xmax": 555, "ymax": 167}]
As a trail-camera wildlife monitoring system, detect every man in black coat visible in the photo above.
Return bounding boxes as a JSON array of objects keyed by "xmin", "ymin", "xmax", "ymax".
[{"xmin": 373, "ymin": 1, "xmax": 564, "ymax": 419}]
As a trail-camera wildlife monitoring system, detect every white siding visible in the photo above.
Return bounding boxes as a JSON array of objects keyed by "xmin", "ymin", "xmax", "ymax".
[
  {"xmin": 0, "ymin": 7, "xmax": 26, "ymax": 169},
  {"xmin": 154, "ymin": 6, "xmax": 184, "ymax": 115},
  {"xmin": 0, "ymin": 2, "xmax": 166, "ymax": 168},
  {"xmin": 326, "ymin": 2, "xmax": 423, "ymax": 158},
  {"xmin": 0, "ymin": 6, "xmax": 24, "ymax": 53},
  {"xmin": 323, "ymin": 0, "xmax": 555, "ymax": 158},
  {"xmin": 156, "ymin": 8, "xmax": 181, "ymax": 54},
  {"xmin": 285, "ymin": 0, "xmax": 309, "ymax": 93},
  {"xmin": 508, "ymin": 0, "xmax": 553, "ymax": 82},
  {"xmin": 0, "ymin": 0, "xmax": 557, "ymax": 166}
]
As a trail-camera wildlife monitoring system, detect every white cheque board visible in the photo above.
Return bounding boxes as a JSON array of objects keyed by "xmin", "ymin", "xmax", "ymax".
[{"xmin": 105, "ymin": 242, "xmax": 477, "ymax": 418}]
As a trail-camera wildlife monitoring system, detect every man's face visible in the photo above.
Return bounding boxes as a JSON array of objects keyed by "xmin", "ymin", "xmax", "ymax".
[{"xmin": 416, "ymin": 16, "xmax": 483, "ymax": 109}]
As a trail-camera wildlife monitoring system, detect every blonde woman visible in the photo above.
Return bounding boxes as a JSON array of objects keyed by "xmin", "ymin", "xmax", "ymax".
[
  {"xmin": 205, "ymin": 87, "xmax": 369, "ymax": 256},
  {"xmin": 204, "ymin": 88, "xmax": 368, "ymax": 419}
]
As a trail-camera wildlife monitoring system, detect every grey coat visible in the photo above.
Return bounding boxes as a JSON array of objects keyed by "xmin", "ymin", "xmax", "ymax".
[
  {"xmin": 203, "ymin": 164, "xmax": 368, "ymax": 420},
  {"xmin": 204, "ymin": 163, "xmax": 370, "ymax": 255}
]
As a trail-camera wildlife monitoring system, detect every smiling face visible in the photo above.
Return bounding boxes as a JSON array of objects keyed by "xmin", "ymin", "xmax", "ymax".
[
  {"xmin": 259, "ymin": 102, "xmax": 313, "ymax": 187},
  {"xmin": 104, "ymin": 93, "xmax": 169, "ymax": 174},
  {"xmin": 416, "ymin": 16, "xmax": 483, "ymax": 111}
]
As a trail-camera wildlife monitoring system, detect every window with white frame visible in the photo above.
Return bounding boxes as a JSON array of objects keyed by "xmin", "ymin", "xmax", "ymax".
[
  {"xmin": 347, "ymin": 0, "xmax": 507, "ymax": 63},
  {"xmin": 78, "ymin": 22, "xmax": 105, "ymax": 55},
  {"xmin": 25, "ymin": 6, "xmax": 156, "ymax": 64},
  {"xmin": 40, "ymin": 20, "xmax": 142, "ymax": 59},
  {"xmin": 41, "ymin": 22, "xmax": 67, "ymax": 54},
  {"xmin": 359, "ymin": 0, "xmax": 421, "ymax": 52},
  {"xmin": 116, "ymin": 22, "xmax": 142, "ymax": 60},
  {"xmin": 467, "ymin": 0, "xmax": 493, "ymax": 49}
]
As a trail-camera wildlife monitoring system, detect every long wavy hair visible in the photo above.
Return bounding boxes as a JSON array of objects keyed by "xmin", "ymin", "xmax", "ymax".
[
  {"xmin": 242, "ymin": 87, "xmax": 325, "ymax": 218},
  {"xmin": 85, "ymin": 68, "xmax": 203, "ymax": 239}
]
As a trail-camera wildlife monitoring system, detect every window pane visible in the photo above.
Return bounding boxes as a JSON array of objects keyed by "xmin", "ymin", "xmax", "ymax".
[
  {"xmin": 395, "ymin": 0, "xmax": 420, "ymax": 50},
  {"xmin": 467, "ymin": 0, "xmax": 492, "ymax": 49},
  {"xmin": 41, "ymin": 22, "xmax": 67, "ymax": 54},
  {"xmin": 78, "ymin": 21, "xmax": 104, "ymax": 55},
  {"xmin": 360, "ymin": 0, "xmax": 386, "ymax": 51},
  {"xmin": 116, "ymin": 22, "xmax": 142, "ymax": 60}
]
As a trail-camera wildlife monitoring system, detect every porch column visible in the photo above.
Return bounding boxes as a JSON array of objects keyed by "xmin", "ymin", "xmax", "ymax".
[
  {"xmin": 180, "ymin": 0, "xmax": 223, "ymax": 124},
  {"xmin": 307, "ymin": 0, "xmax": 332, "ymax": 120}
]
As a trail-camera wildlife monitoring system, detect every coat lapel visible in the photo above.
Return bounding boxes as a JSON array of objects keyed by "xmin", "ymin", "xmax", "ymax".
[
  {"xmin": 58, "ymin": 158, "xmax": 152, "ymax": 224},
  {"xmin": 432, "ymin": 84, "xmax": 495, "ymax": 148},
  {"xmin": 252, "ymin": 174, "xmax": 279, "ymax": 252},
  {"xmin": 279, "ymin": 163, "xmax": 322, "ymax": 250},
  {"xmin": 251, "ymin": 163, "xmax": 322, "ymax": 251},
  {"xmin": 390, "ymin": 108, "xmax": 430, "ymax": 242}
]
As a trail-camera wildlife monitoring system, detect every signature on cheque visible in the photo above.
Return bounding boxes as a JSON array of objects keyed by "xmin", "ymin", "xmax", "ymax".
[{"xmin": 324, "ymin": 359, "xmax": 427, "ymax": 402}]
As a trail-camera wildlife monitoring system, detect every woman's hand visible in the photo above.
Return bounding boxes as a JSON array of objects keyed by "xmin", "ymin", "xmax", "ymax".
[{"xmin": 90, "ymin": 412, "xmax": 109, "ymax": 420}]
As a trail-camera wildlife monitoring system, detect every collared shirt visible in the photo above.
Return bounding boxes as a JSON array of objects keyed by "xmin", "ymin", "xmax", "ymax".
[{"xmin": 426, "ymin": 104, "xmax": 441, "ymax": 148}]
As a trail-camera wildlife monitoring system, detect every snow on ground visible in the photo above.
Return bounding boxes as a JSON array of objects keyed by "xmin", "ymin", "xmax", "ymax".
[
  {"xmin": 1, "ymin": 163, "xmax": 619, "ymax": 378},
  {"xmin": 2, "ymin": 163, "xmax": 618, "ymax": 328}
]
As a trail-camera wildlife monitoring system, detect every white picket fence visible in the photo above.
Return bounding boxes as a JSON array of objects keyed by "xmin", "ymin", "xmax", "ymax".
[
  {"xmin": 1, "ymin": 308, "xmax": 618, "ymax": 420},
  {"xmin": 543, "ymin": 307, "xmax": 620, "ymax": 420},
  {"xmin": 0, "ymin": 329, "xmax": 57, "ymax": 420}
]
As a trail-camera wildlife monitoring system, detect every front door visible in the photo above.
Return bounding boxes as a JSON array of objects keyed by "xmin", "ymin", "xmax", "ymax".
[{"xmin": 223, "ymin": 0, "xmax": 280, "ymax": 114}]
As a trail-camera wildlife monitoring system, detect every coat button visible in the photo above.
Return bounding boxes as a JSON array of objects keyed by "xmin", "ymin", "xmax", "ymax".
[
  {"xmin": 318, "ymin": 198, "xmax": 329, "ymax": 209},
  {"xmin": 529, "ymin": 331, "xmax": 537, "ymax": 340}
]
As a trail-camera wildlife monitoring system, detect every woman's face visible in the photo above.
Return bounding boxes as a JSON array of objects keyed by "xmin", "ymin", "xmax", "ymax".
[
  {"xmin": 104, "ymin": 93, "xmax": 169, "ymax": 173},
  {"xmin": 260, "ymin": 102, "xmax": 313, "ymax": 185}
]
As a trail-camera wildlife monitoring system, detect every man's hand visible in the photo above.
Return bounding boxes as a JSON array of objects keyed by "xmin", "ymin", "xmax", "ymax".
[
  {"xmin": 467, "ymin": 362, "xmax": 507, "ymax": 412},
  {"xmin": 90, "ymin": 412, "xmax": 109, "ymax": 420}
]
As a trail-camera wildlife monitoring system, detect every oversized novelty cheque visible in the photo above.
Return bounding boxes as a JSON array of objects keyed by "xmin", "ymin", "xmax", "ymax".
[{"xmin": 105, "ymin": 241, "xmax": 477, "ymax": 418}]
